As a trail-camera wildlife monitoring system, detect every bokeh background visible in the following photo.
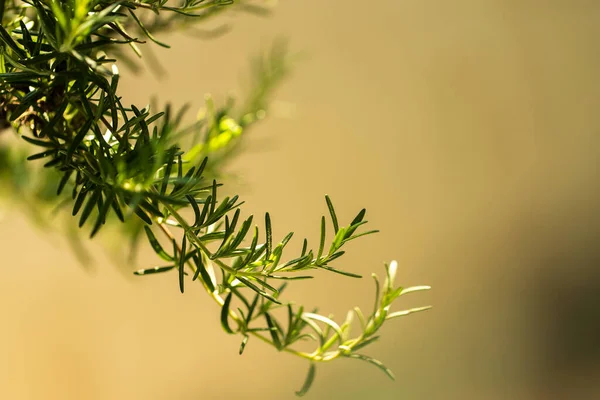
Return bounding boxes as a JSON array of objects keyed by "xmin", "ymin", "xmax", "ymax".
[{"xmin": 2, "ymin": 0, "xmax": 600, "ymax": 399}]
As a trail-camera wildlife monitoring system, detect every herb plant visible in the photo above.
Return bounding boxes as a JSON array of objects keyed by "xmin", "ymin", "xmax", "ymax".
[{"xmin": 0, "ymin": 0, "xmax": 431, "ymax": 396}]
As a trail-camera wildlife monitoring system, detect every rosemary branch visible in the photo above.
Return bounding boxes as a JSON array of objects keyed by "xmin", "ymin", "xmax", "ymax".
[{"xmin": 0, "ymin": 0, "xmax": 431, "ymax": 395}]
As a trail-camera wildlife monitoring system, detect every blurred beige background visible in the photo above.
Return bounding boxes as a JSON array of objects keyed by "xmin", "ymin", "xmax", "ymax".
[{"xmin": 2, "ymin": 0, "xmax": 600, "ymax": 399}]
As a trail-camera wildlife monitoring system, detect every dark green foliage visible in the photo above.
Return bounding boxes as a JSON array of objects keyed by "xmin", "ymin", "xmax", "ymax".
[{"xmin": 0, "ymin": 0, "xmax": 431, "ymax": 396}]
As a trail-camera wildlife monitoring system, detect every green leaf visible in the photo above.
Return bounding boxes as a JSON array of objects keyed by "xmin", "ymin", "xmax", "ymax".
[
  {"xmin": 0, "ymin": 24, "xmax": 27, "ymax": 58},
  {"xmin": 194, "ymin": 157, "xmax": 208, "ymax": 179},
  {"xmin": 353, "ymin": 307, "xmax": 366, "ymax": 331},
  {"xmin": 265, "ymin": 212, "xmax": 273, "ymax": 260},
  {"xmin": 192, "ymin": 253, "xmax": 215, "ymax": 293},
  {"xmin": 27, "ymin": 149, "xmax": 56, "ymax": 160},
  {"xmin": 79, "ymin": 188, "xmax": 101, "ymax": 227},
  {"xmin": 160, "ymin": 153, "xmax": 175, "ymax": 194},
  {"xmin": 209, "ymin": 180, "xmax": 217, "ymax": 215},
  {"xmin": 318, "ymin": 264, "xmax": 361, "ymax": 279},
  {"xmin": 295, "ymin": 363, "xmax": 316, "ymax": 397},
  {"xmin": 280, "ymin": 231, "xmax": 294, "ymax": 247},
  {"xmin": 330, "ymin": 227, "xmax": 347, "ymax": 252},
  {"xmin": 349, "ymin": 335, "xmax": 380, "ymax": 352},
  {"xmin": 281, "ymin": 253, "xmax": 312, "ymax": 270},
  {"xmin": 346, "ymin": 353, "xmax": 395, "ymax": 381},
  {"xmin": 139, "ymin": 199, "xmax": 164, "ymax": 218},
  {"xmin": 197, "ymin": 194, "xmax": 211, "ymax": 227},
  {"xmin": 65, "ymin": 116, "xmax": 95, "ymax": 162},
  {"xmin": 127, "ymin": 8, "xmax": 171, "ymax": 48},
  {"xmin": 57, "ymin": 170, "xmax": 73, "ymax": 196},
  {"xmin": 220, "ymin": 292, "xmax": 234, "ymax": 334},
  {"xmin": 372, "ymin": 273, "xmax": 381, "ymax": 316},
  {"xmin": 134, "ymin": 206, "xmax": 153, "ymax": 225},
  {"xmin": 400, "ymin": 285, "xmax": 432, "ymax": 296},
  {"xmin": 228, "ymin": 214, "xmax": 253, "ymax": 253},
  {"xmin": 324, "ymin": 195, "xmax": 339, "ymax": 233},
  {"xmin": 245, "ymin": 293, "xmax": 259, "ymax": 323},
  {"xmin": 237, "ymin": 276, "xmax": 280, "ymax": 304},
  {"xmin": 343, "ymin": 229, "xmax": 379, "ymax": 243},
  {"xmin": 19, "ymin": 21, "xmax": 34, "ymax": 54},
  {"xmin": 268, "ymin": 275, "xmax": 313, "ymax": 280},
  {"xmin": 110, "ymin": 198, "xmax": 125, "ymax": 222},
  {"xmin": 199, "ymin": 231, "xmax": 226, "ymax": 242},
  {"xmin": 179, "ymin": 234, "xmax": 187, "ymax": 293},
  {"xmin": 186, "ymin": 195, "xmax": 202, "ymax": 226},
  {"xmin": 39, "ymin": 100, "xmax": 69, "ymax": 138},
  {"xmin": 325, "ymin": 250, "xmax": 345, "ymax": 263},
  {"xmin": 72, "ymin": 187, "xmax": 89, "ymax": 216},
  {"xmin": 302, "ymin": 312, "xmax": 344, "ymax": 348},
  {"xmin": 133, "ymin": 265, "xmax": 175, "ymax": 275},
  {"xmin": 90, "ymin": 190, "xmax": 112, "ymax": 237},
  {"xmin": 317, "ymin": 216, "xmax": 326, "ymax": 260},
  {"xmin": 345, "ymin": 208, "xmax": 366, "ymax": 237},
  {"xmin": 386, "ymin": 306, "xmax": 432, "ymax": 320},
  {"xmin": 21, "ymin": 135, "xmax": 56, "ymax": 148},
  {"xmin": 300, "ymin": 316, "xmax": 325, "ymax": 348},
  {"xmin": 264, "ymin": 312, "xmax": 282, "ymax": 350},
  {"xmin": 239, "ymin": 334, "xmax": 249, "ymax": 355},
  {"xmin": 144, "ymin": 226, "xmax": 173, "ymax": 261}
]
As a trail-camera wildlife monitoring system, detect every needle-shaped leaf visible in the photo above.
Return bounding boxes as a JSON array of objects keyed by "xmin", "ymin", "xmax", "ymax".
[
  {"xmin": 65, "ymin": 117, "xmax": 95, "ymax": 162},
  {"xmin": 325, "ymin": 250, "xmax": 345, "ymax": 263},
  {"xmin": 317, "ymin": 215, "xmax": 326, "ymax": 260},
  {"xmin": 134, "ymin": 265, "xmax": 175, "ymax": 275},
  {"xmin": 179, "ymin": 234, "xmax": 187, "ymax": 293},
  {"xmin": 72, "ymin": 187, "xmax": 89, "ymax": 216},
  {"xmin": 265, "ymin": 212, "xmax": 273, "ymax": 261},
  {"xmin": 134, "ymin": 206, "xmax": 153, "ymax": 225},
  {"xmin": 160, "ymin": 153, "xmax": 174, "ymax": 194},
  {"xmin": 264, "ymin": 312, "xmax": 282, "ymax": 350},
  {"xmin": 0, "ymin": 24, "xmax": 27, "ymax": 58},
  {"xmin": 21, "ymin": 135, "xmax": 56, "ymax": 148},
  {"xmin": 353, "ymin": 307, "xmax": 366, "ymax": 331},
  {"xmin": 192, "ymin": 253, "xmax": 215, "ymax": 293},
  {"xmin": 90, "ymin": 190, "xmax": 112, "ymax": 237},
  {"xmin": 302, "ymin": 313, "xmax": 344, "ymax": 348},
  {"xmin": 372, "ymin": 273, "xmax": 381, "ymax": 315},
  {"xmin": 386, "ymin": 306, "xmax": 432, "ymax": 319},
  {"xmin": 237, "ymin": 276, "xmax": 280, "ymax": 304},
  {"xmin": 318, "ymin": 264, "xmax": 361, "ymax": 279},
  {"xmin": 349, "ymin": 335, "xmax": 380, "ymax": 352},
  {"xmin": 220, "ymin": 292, "xmax": 234, "ymax": 334},
  {"xmin": 400, "ymin": 285, "xmax": 432, "ymax": 296},
  {"xmin": 186, "ymin": 195, "xmax": 202, "ymax": 226},
  {"xmin": 295, "ymin": 363, "xmax": 316, "ymax": 397},
  {"xmin": 345, "ymin": 208, "xmax": 366, "ymax": 237},
  {"xmin": 194, "ymin": 157, "xmax": 208, "ymax": 179},
  {"xmin": 196, "ymin": 194, "xmax": 211, "ymax": 227},
  {"xmin": 344, "ymin": 229, "xmax": 379, "ymax": 243},
  {"xmin": 300, "ymin": 238, "xmax": 308, "ymax": 257},
  {"xmin": 27, "ymin": 149, "xmax": 55, "ymax": 160},
  {"xmin": 127, "ymin": 8, "xmax": 171, "ymax": 48},
  {"xmin": 245, "ymin": 293, "xmax": 260, "ymax": 324},
  {"xmin": 144, "ymin": 226, "xmax": 173, "ymax": 261},
  {"xmin": 239, "ymin": 334, "xmax": 249, "ymax": 355},
  {"xmin": 79, "ymin": 188, "xmax": 101, "ymax": 227},
  {"xmin": 325, "ymin": 195, "xmax": 339, "ymax": 233},
  {"xmin": 57, "ymin": 170, "xmax": 73, "ymax": 196},
  {"xmin": 209, "ymin": 179, "xmax": 217, "ymax": 215},
  {"xmin": 228, "ymin": 214, "xmax": 253, "ymax": 253},
  {"xmin": 346, "ymin": 353, "xmax": 395, "ymax": 381}
]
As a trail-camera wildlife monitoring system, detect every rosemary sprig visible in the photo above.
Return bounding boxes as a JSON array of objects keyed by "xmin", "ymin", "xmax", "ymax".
[{"xmin": 0, "ymin": 0, "xmax": 431, "ymax": 396}]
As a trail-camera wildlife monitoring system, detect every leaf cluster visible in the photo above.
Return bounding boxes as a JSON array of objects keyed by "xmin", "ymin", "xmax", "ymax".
[{"xmin": 0, "ymin": 0, "xmax": 431, "ymax": 396}]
